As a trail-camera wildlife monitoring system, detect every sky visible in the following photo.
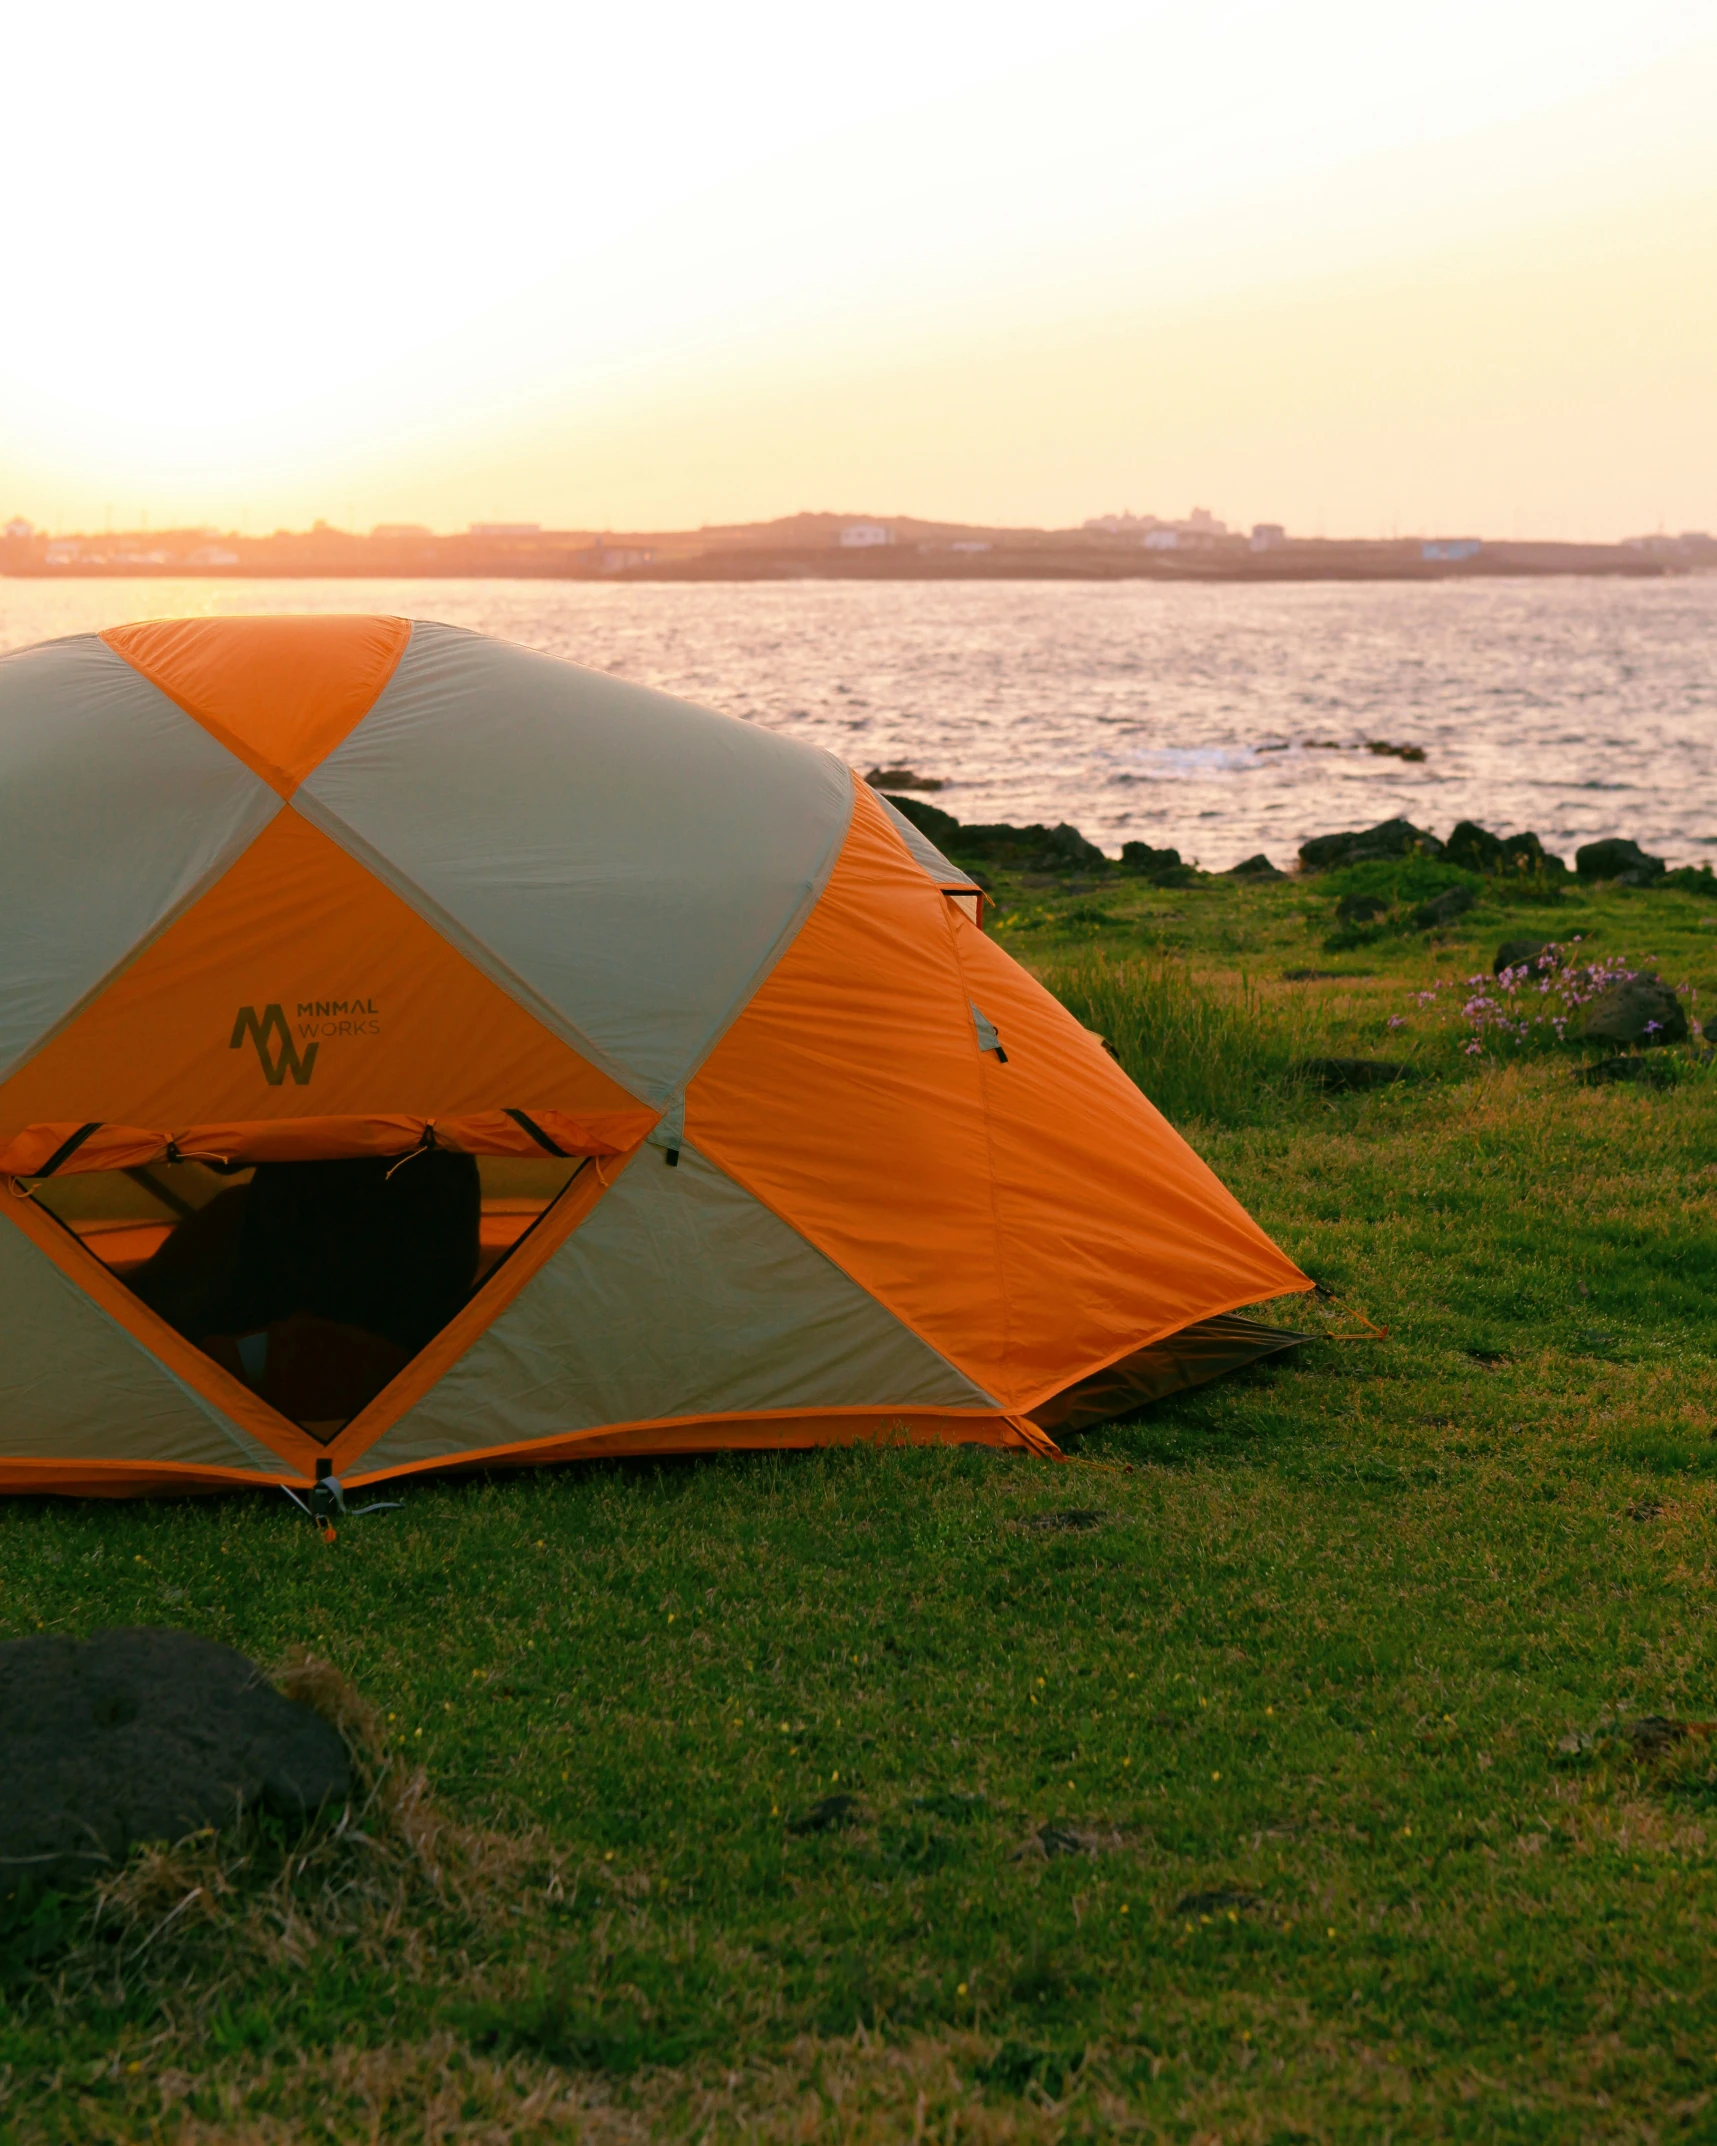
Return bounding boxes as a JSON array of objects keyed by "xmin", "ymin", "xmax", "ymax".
[{"xmin": 2, "ymin": 0, "xmax": 1713, "ymax": 539}]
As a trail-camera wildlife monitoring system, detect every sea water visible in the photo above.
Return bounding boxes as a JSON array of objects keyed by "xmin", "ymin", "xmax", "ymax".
[{"xmin": 4, "ymin": 574, "xmax": 1712, "ymax": 869}]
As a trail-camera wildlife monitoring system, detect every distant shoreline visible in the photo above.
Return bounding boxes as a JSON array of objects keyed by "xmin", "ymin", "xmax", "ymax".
[
  {"xmin": 0, "ymin": 551, "xmax": 1679, "ymax": 586},
  {"xmin": 2, "ymin": 515, "xmax": 1692, "ymax": 586}
]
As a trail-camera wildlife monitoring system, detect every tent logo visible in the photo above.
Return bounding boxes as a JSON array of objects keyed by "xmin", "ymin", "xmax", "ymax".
[{"xmin": 231, "ymin": 1004, "xmax": 319, "ymax": 1086}]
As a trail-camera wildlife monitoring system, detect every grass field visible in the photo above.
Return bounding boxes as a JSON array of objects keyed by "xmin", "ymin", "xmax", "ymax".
[{"xmin": 5, "ymin": 861, "xmax": 1717, "ymax": 2141}]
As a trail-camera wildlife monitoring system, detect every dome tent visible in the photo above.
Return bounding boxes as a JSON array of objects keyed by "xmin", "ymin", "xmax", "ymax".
[{"xmin": 0, "ymin": 615, "xmax": 1309, "ymax": 1497}]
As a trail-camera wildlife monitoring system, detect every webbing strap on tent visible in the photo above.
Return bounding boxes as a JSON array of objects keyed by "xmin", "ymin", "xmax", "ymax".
[
  {"xmin": 503, "ymin": 1108, "xmax": 569, "ymax": 1157},
  {"xmin": 30, "ymin": 1122, "xmax": 102, "ymax": 1178}
]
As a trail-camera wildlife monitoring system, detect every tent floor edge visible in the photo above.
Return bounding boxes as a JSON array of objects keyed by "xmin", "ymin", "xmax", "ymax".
[
  {"xmin": 339, "ymin": 1408, "xmax": 1025, "ymax": 1487},
  {"xmin": 0, "ymin": 1457, "xmax": 304, "ymax": 1498},
  {"xmin": 1029, "ymin": 1311, "xmax": 1314, "ymax": 1437}
]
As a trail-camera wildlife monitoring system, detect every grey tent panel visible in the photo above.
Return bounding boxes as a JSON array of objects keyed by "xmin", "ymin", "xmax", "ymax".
[
  {"xmin": 356, "ymin": 1140, "xmax": 996, "ymax": 1472},
  {"xmin": 299, "ymin": 624, "xmax": 855, "ymax": 1105},
  {"xmin": 0, "ymin": 635, "xmax": 281, "ymax": 1083},
  {"xmin": 877, "ymin": 795, "xmax": 979, "ymax": 892},
  {"xmin": 0, "ymin": 1215, "xmax": 284, "ymax": 1472}
]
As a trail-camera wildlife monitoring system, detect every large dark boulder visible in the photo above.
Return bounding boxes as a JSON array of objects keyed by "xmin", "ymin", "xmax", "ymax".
[
  {"xmin": 1225, "ymin": 853, "xmax": 1285, "ymax": 880},
  {"xmin": 1298, "ymin": 819, "xmax": 1445, "ymax": 872},
  {"xmin": 1120, "ymin": 840, "xmax": 1186, "ymax": 881},
  {"xmin": 1494, "ymin": 937, "xmax": 1553, "ymax": 977},
  {"xmin": 1575, "ymin": 975, "xmax": 1687, "ymax": 1047},
  {"xmin": 1296, "ymin": 1057, "xmax": 1417, "ymax": 1092},
  {"xmin": 1335, "ymin": 891, "xmax": 1388, "ymax": 924},
  {"xmin": 1039, "ymin": 822, "xmax": 1109, "ymax": 870},
  {"xmin": 1411, "ymin": 885, "xmax": 1477, "ymax": 931},
  {"xmin": 884, "ymin": 794, "xmax": 1108, "ymax": 874},
  {"xmin": 1445, "ymin": 822, "xmax": 1566, "ymax": 876},
  {"xmin": 882, "ymin": 793, "xmax": 962, "ymax": 848},
  {"xmin": 863, "ymin": 765, "xmax": 943, "ymax": 791},
  {"xmin": 1578, "ymin": 1056, "xmax": 1679, "ymax": 1088},
  {"xmin": 1575, "ymin": 837, "xmax": 1665, "ymax": 883},
  {"xmin": 0, "ymin": 1628, "xmax": 351, "ymax": 1898}
]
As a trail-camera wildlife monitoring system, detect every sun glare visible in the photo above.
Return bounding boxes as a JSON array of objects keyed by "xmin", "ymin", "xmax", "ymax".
[{"xmin": 2, "ymin": 0, "xmax": 1713, "ymax": 531}]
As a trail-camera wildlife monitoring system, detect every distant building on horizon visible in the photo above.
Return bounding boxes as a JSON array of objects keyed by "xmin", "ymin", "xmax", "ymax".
[
  {"xmin": 596, "ymin": 542, "xmax": 655, "ymax": 573},
  {"xmin": 1097, "ymin": 506, "xmax": 1231, "ymax": 551},
  {"xmin": 4, "ymin": 516, "xmax": 33, "ymax": 541},
  {"xmin": 1623, "ymin": 531, "xmax": 1717, "ymax": 558},
  {"xmin": 1086, "ymin": 509, "xmax": 1157, "ymax": 534},
  {"xmin": 840, "ymin": 522, "xmax": 893, "ymax": 548},
  {"xmin": 1250, "ymin": 523, "xmax": 1286, "ymax": 550},
  {"xmin": 1422, "ymin": 537, "xmax": 1482, "ymax": 561}
]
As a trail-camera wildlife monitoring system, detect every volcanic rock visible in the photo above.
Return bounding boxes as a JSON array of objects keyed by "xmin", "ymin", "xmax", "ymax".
[
  {"xmin": 864, "ymin": 767, "xmax": 943, "ymax": 791},
  {"xmin": 1225, "ymin": 853, "xmax": 1286, "ymax": 880},
  {"xmin": 884, "ymin": 795, "xmax": 1109, "ymax": 874},
  {"xmin": 1335, "ymin": 892, "xmax": 1388, "ymax": 924},
  {"xmin": 1446, "ymin": 822, "xmax": 1566, "ymax": 876},
  {"xmin": 0, "ymin": 1627, "xmax": 351, "ymax": 1897},
  {"xmin": 1040, "ymin": 822, "xmax": 1110, "ymax": 870},
  {"xmin": 1575, "ymin": 975, "xmax": 1686, "ymax": 1047},
  {"xmin": 1577, "ymin": 1056, "xmax": 1679, "ymax": 1088},
  {"xmin": 1411, "ymin": 885, "xmax": 1477, "ymax": 931},
  {"xmin": 1120, "ymin": 840, "xmax": 1188, "ymax": 882},
  {"xmin": 788, "ymin": 1793, "xmax": 859, "ymax": 1834},
  {"xmin": 1494, "ymin": 937, "xmax": 1553, "ymax": 976},
  {"xmin": 882, "ymin": 793, "xmax": 961, "ymax": 845},
  {"xmin": 1575, "ymin": 837, "xmax": 1665, "ymax": 883},
  {"xmin": 1298, "ymin": 819, "xmax": 1445, "ymax": 872},
  {"xmin": 1296, "ymin": 1058, "xmax": 1417, "ymax": 1092}
]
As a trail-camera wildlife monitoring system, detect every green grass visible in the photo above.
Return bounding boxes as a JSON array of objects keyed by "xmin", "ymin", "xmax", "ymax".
[
  {"xmin": 1026, "ymin": 947, "xmax": 1322, "ymax": 1124},
  {"xmin": 5, "ymin": 868, "xmax": 1717, "ymax": 2140}
]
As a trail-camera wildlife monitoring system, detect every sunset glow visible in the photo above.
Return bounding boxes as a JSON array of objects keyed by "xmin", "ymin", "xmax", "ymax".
[{"xmin": 4, "ymin": 0, "xmax": 1713, "ymax": 536}]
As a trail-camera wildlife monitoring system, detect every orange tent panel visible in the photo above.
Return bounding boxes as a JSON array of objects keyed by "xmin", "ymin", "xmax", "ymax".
[
  {"xmin": 945, "ymin": 905, "xmax": 1309, "ymax": 1409},
  {"xmin": 692, "ymin": 780, "xmax": 1307, "ymax": 1411},
  {"xmin": 103, "ymin": 615, "xmax": 411, "ymax": 798},
  {"xmin": 689, "ymin": 780, "xmax": 1013, "ymax": 1400},
  {"xmin": 0, "ymin": 807, "xmax": 645, "ymax": 1138}
]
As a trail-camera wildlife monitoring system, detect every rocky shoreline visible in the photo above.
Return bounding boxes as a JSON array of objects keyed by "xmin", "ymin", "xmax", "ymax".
[{"xmin": 882, "ymin": 788, "xmax": 1711, "ymax": 900}]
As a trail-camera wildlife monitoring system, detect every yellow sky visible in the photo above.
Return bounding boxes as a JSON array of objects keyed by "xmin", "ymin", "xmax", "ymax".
[{"xmin": 3, "ymin": 0, "xmax": 1713, "ymax": 538}]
